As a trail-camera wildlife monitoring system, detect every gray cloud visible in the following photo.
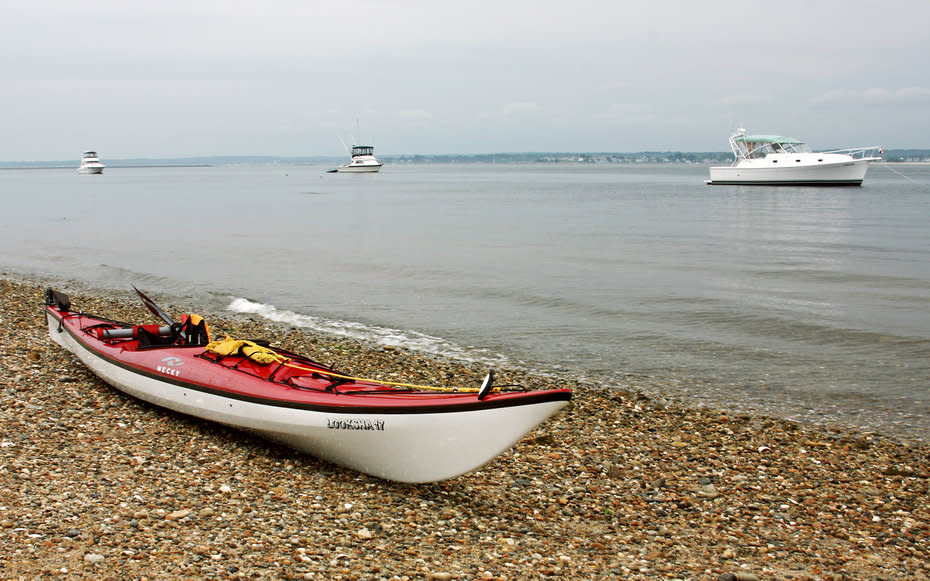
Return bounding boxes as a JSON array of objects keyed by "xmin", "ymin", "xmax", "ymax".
[{"xmin": 3, "ymin": 0, "xmax": 929, "ymax": 158}]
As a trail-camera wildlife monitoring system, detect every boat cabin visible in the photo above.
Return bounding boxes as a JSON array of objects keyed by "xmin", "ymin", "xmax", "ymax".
[
  {"xmin": 351, "ymin": 145, "xmax": 375, "ymax": 157},
  {"xmin": 731, "ymin": 134, "xmax": 812, "ymax": 159}
]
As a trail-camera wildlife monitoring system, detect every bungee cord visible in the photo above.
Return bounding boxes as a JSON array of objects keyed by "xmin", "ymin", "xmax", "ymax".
[{"xmin": 204, "ymin": 335, "xmax": 496, "ymax": 394}]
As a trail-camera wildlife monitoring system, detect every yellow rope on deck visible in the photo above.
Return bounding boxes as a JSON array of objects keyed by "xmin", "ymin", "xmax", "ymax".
[{"xmin": 203, "ymin": 335, "xmax": 489, "ymax": 393}]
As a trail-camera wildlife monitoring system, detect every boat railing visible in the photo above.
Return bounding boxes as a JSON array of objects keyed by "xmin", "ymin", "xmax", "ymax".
[{"xmin": 822, "ymin": 146, "xmax": 883, "ymax": 160}]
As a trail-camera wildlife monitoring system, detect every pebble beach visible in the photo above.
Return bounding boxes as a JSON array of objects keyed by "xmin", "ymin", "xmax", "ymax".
[{"xmin": 2, "ymin": 277, "xmax": 928, "ymax": 580}]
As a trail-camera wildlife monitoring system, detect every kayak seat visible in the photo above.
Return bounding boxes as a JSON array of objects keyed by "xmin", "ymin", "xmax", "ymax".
[
  {"xmin": 179, "ymin": 314, "xmax": 211, "ymax": 346},
  {"xmin": 137, "ymin": 324, "xmax": 179, "ymax": 348},
  {"xmin": 134, "ymin": 315, "xmax": 210, "ymax": 349}
]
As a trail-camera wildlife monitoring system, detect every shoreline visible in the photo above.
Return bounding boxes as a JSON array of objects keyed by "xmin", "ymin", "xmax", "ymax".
[
  {"xmin": 2, "ymin": 276, "xmax": 928, "ymax": 579},
  {"xmin": 10, "ymin": 266, "xmax": 927, "ymax": 446}
]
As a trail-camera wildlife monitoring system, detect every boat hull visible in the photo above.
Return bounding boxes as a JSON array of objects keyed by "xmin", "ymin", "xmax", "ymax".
[
  {"xmin": 707, "ymin": 157, "xmax": 874, "ymax": 186},
  {"xmin": 335, "ymin": 163, "xmax": 382, "ymax": 173},
  {"xmin": 46, "ymin": 306, "xmax": 569, "ymax": 482},
  {"xmin": 78, "ymin": 165, "xmax": 104, "ymax": 175}
]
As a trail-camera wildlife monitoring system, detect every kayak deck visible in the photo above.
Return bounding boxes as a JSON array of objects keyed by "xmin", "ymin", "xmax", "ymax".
[{"xmin": 47, "ymin": 298, "xmax": 569, "ymax": 410}]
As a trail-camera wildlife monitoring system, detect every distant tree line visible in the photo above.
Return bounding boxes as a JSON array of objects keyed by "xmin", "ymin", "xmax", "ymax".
[
  {"xmin": 386, "ymin": 150, "xmax": 930, "ymax": 164},
  {"xmin": 4, "ymin": 150, "xmax": 930, "ymax": 170},
  {"xmin": 387, "ymin": 152, "xmax": 737, "ymax": 164},
  {"xmin": 879, "ymin": 149, "xmax": 930, "ymax": 162}
]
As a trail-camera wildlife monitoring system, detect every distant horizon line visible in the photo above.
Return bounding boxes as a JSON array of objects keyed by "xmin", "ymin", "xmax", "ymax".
[
  {"xmin": 3, "ymin": 148, "xmax": 930, "ymax": 168},
  {"xmin": 7, "ymin": 151, "xmax": 729, "ymax": 163}
]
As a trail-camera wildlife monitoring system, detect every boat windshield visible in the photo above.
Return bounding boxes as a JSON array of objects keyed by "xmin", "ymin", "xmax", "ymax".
[
  {"xmin": 744, "ymin": 141, "xmax": 812, "ymax": 158},
  {"xmin": 351, "ymin": 146, "xmax": 374, "ymax": 156}
]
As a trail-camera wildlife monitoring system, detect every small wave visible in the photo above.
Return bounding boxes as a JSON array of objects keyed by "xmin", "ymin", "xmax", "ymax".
[{"xmin": 226, "ymin": 297, "xmax": 510, "ymax": 367}]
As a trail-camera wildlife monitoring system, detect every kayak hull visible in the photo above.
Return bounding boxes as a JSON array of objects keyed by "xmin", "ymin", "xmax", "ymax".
[{"xmin": 46, "ymin": 300, "xmax": 570, "ymax": 482}]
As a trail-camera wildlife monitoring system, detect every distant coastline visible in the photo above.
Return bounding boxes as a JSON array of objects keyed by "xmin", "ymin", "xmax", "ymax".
[{"xmin": 3, "ymin": 149, "xmax": 930, "ymax": 169}]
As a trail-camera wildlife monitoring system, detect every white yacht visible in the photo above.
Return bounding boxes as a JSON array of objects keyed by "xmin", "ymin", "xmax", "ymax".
[
  {"xmin": 707, "ymin": 129, "xmax": 881, "ymax": 186},
  {"xmin": 77, "ymin": 151, "xmax": 105, "ymax": 174},
  {"xmin": 331, "ymin": 145, "xmax": 382, "ymax": 173}
]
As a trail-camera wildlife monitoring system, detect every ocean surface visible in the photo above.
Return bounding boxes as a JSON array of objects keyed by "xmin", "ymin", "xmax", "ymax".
[{"xmin": 3, "ymin": 162, "xmax": 929, "ymax": 441}]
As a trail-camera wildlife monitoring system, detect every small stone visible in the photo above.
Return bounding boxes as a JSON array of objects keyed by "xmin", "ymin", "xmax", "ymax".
[
  {"xmin": 718, "ymin": 574, "xmax": 760, "ymax": 581},
  {"xmin": 166, "ymin": 509, "xmax": 191, "ymax": 521},
  {"xmin": 83, "ymin": 553, "xmax": 105, "ymax": 564},
  {"xmin": 357, "ymin": 527, "xmax": 373, "ymax": 539},
  {"xmin": 697, "ymin": 484, "xmax": 721, "ymax": 499},
  {"xmin": 605, "ymin": 462, "xmax": 623, "ymax": 479}
]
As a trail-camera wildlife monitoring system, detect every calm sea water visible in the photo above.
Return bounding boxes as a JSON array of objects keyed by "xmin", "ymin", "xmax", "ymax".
[{"xmin": 3, "ymin": 162, "xmax": 929, "ymax": 441}]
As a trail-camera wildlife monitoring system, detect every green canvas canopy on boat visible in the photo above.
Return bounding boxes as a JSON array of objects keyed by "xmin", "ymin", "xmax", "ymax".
[{"xmin": 734, "ymin": 134, "xmax": 804, "ymax": 144}]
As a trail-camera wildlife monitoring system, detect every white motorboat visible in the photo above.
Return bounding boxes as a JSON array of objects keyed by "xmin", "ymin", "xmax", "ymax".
[
  {"xmin": 706, "ymin": 129, "xmax": 881, "ymax": 186},
  {"xmin": 330, "ymin": 145, "xmax": 382, "ymax": 173},
  {"xmin": 77, "ymin": 151, "xmax": 105, "ymax": 174}
]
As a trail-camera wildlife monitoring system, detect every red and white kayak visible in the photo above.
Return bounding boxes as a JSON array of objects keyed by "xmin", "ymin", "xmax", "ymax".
[{"xmin": 44, "ymin": 289, "xmax": 571, "ymax": 482}]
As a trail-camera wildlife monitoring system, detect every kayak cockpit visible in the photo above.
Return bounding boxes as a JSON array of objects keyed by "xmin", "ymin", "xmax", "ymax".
[{"xmin": 80, "ymin": 315, "xmax": 211, "ymax": 349}]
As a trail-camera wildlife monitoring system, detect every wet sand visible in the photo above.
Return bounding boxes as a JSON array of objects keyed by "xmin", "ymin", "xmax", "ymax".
[{"xmin": 1, "ymin": 277, "xmax": 928, "ymax": 579}]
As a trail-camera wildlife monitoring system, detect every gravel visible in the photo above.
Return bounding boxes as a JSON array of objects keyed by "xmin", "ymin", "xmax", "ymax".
[{"xmin": 2, "ymin": 277, "xmax": 928, "ymax": 580}]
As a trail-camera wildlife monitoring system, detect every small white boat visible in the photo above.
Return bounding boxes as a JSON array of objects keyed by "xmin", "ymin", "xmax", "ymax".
[
  {"xmin": 707, "ymin": 129, "xmax": 881, "ymax": 186},
  {"xmin": 330, "ymin": 145, "xmax": 382, "ymax": 173},
  {"xmin": 77, "ymin": 151, "xmax": 105, "ymax": 174}
]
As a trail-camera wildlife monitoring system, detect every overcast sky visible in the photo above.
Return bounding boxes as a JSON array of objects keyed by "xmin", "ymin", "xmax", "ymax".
[{"xmin": 3, "ymin": 0, "xmax": 929, "ymax": 160}]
